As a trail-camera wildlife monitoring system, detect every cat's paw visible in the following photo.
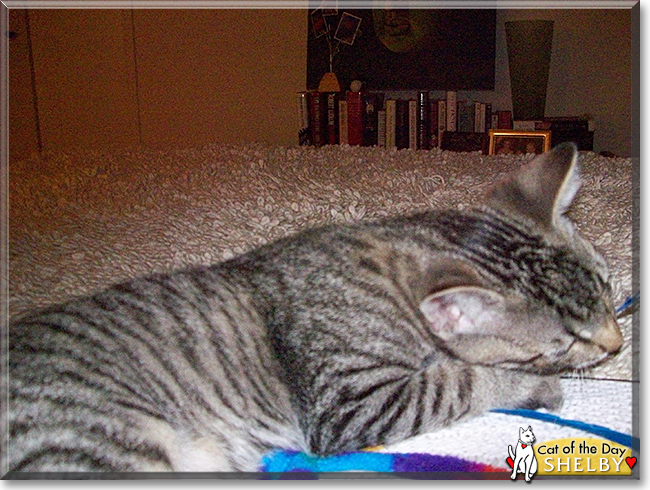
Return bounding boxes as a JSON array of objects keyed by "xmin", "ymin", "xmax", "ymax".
[{"xmin": 517, "ymin": 375, "xmax": 563, "ymax": 411}]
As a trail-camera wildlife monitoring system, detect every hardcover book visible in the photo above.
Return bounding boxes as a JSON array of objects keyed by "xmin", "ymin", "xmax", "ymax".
[
  {"xmin": 457, "ymin": 100, "xmax": 474, "ymax": 133},
  {"xmin": 347, "ymin": 91, "xmax": 364, "ymax": 146},
  {"xmin": 440, "ymin": 131, "xmax": 489, "ymax": 153},
  {"xmin": 377, "ymin": 109, "xmax": 386, "ymax": 148},
  {"xmin": 408, "ymin": 99, "xmax": 418, "ymax": 150},
  {"xmin": 496, "ymin": 110, "xmax": 513, "ymax": 130},
  {"xmin": 446, "ymin": 91, "xmax": 457, "ymax": 132},
  {"xmin": 338, "ymin": 99, "xmax": 349, "ymax": 145},
  {"xmin": 325, "ymin": 92, "xmax": 339, "ymax": 145},
  {"xmin": 362, "ymin": 92, "xmax": 383, "ymax": 146},
  {"xmin": 474, "ymin": 102, "xmax": 485, "ymax": 133},
  {"xmin": 395, "ymin": 99, "xmax": 410, "ymax": 150},
  {"xmin": 484, "ymin": 103, "xmax": 492, "ymax": 133},
  {"xmin": 308, "ymin": 91, "xmax": 326, "ymax": 147},
  {"xmin": 437, "ymin": 99, "xmax": 447, "ymax": 149},
  {"xmin": 429, "ymin": 99, "xmax": 439, "ymax": 149},
  {"xmin": 417, "ymin": 91, "xmax": 430, "ymax": 150},
  {"xmin": 297, "ymin": 92, "xmax": 311, "ymax": 145},
  {"xmin": 385, "ymin": 99, "xmax": 397, "ymax": 148}
]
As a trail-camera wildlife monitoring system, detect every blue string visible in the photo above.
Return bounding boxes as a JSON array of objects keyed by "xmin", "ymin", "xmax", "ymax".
[
  {"xmin": 491, "ymin": 408, "xmax": 639, "ymax": 450},
  {"xmin": 616, "ymin": 291, "xmax": 640, "ymax": 315}
]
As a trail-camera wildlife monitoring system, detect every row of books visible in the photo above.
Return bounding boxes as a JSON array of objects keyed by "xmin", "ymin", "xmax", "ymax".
[{"xmin": 297, "ymin": 90, "xmax": 515, "ymax": 149}]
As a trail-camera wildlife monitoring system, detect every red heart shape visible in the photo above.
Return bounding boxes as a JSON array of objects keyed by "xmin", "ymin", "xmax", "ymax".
[
  {"xmin": 506, "ymin": 456, "xmax": 514, "ymax": 468},
  {"xmin": 521, "ymin": 444, "xmax": 527, "ymax": 448},
  {"xmin": 626, "ymin": 457, "xmax": 637, "ymax": 469}
]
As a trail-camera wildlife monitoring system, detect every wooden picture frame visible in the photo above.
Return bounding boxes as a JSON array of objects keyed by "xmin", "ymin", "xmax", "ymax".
[{"xmin": 488, "ymin": 129, "xmax": 552, "ymax": 156}]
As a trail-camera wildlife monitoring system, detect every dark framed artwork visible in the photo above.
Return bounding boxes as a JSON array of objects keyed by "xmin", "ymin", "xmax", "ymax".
[
  {"xmin": 488, "ymin": 129, "xmax": 552, "ymax": 155},
  {"xmin": 306, "ymin": 9, "xmax": 496, "ymax": 91}
]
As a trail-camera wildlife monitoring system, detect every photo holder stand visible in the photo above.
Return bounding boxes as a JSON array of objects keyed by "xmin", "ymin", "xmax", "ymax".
[{"xmin": 311, "ymin": 8, "xmax": 362, "ymax": 92}]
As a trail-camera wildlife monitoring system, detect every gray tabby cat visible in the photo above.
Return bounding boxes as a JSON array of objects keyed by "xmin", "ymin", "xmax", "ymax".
[{"xmin": 8, "ymin": 143, "xmax": 622, "ymax": 473}]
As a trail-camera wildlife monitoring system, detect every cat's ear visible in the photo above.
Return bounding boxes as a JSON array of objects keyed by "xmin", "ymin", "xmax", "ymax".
[
  {"xmin": 419, "ymin": 286, "xmax": 506, "ymax": 337},
  {"xmin": 487, "ymin": 142, "xmax": 580, "ymax": 230},
  {"xmin": 419, "ymin": 286, "xmax": 540, "ymax": 364}
]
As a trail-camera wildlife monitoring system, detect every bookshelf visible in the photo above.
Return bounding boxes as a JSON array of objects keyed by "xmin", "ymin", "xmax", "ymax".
[{"xmin": 297, "ymin": 89, "xmax": 594, "ymax": 153}]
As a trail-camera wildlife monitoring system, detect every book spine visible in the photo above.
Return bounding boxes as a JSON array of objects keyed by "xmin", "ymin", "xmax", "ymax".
[
  {"xmin": 437, "ymin": 99, "xmax": 446, "ymax": 148},
  {"xmin": 338, "ymin": 99, "xmax": 348, "ymax": 145},
  {"xmin": 440, "ymin": 131, "xmax": 488, "ymax": 153},
  {"xmin": 408, "ymin": 99, "xmax": 417, "ymax": 150},
  {"xmin": 474, "ymin": 102, "xmax": 486, "ymax": 133},
  {"xmin": 385, "ymin": 99, "xmax": 396, "ymax": 148},
  {"xmin": 325, "ymin": 92, "xmax": 339, "ymax": 145},
  {"xmin": 446, "ymin": 90, "xmax": 457, "ymax": 132},
  {"xmin": 513, "ymin": 120, "xmax": 539, "ymax": 131},
  {"xmin": 417, "ymin": 91, "xmax": 430, "ymax": 150},
  {"xmin": 347, "ymin": 91, "xmax": 363, "ymax": 146},
  {"xmin": 377, "ymin": 110, "xmax": 386, "ymax": 148},
  {"xmin": 484, "ymin": 103, "xmax": 492, "ymax": 133},
  {"xmin": 457, "ymin": 100, "xmax": 470, "ymax": 133},
  {"xmin": 308, "ymin": 91, "xmax": 325, "ymax": 146},
  {"xmin": 395, "ymin": 99, "xmax": 409, "ymax": 150},
  {"xmin": 497, "ymin": 110, "xmax": 512, "ymax": 129},
  {"xmin": 297, "ymin": 92, "xmax": 311, "ymax": 145},
  {"xmin": 429, "ymin": 99, "xmax": 439, "ymax": 149},
  {"xmin": 546, "ymin": 120, "xmax": 590, "ymax": 132},
  {"xmin": 362, "ymin": 93, "xmax": 380, "ymax": 146}
]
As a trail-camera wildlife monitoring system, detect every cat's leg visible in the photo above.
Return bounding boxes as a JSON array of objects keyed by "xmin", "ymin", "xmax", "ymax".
[
  {"xmin": 470, "ymin": 366, "xmax": 563, "ymax": 412},
  {"xmin": 524, "ymin": 458, "xmax": 534, "ymax": 482},
  {"xmin": 304, "ymin": 356, "xmax": 562, "ymax": 455},
  {"xmin": 528, "ymin": 453, "xmax": 539, "ymax": 481},
  {"xmin": 510, "ymin": 455, "xmax": 521, "ymax": 479}
]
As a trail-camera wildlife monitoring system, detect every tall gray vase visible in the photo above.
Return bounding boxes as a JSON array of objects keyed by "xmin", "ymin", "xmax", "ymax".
[{"xmin": 505, "ymin": 20, "xmax": 554, "ymax": 121}]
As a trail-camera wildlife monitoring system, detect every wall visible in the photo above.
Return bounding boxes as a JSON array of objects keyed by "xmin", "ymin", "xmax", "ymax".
[
  {"xmin": 498, "ymin": 9, "xmax": 632, "ymax": 157},
  {"xmin": 432, "ymin": 9, "xmax": 632, "ymax": 156},
  {"xmin": 132, "ymin": 10, "xmax": 307, "ymax": 148},
  {"xmin": 9, "ymin": 8, "xmax": 633, "ymax": 160},
  {"xmin": 28, "ymin": 10, "xmax": 141, "ymax": 150},
  {"xmin": 8, "ymin": 9, "xmax": 40, "ymax": 161},
  {"xmin": 9, "ymin": 9, "xmax": 307, "ymax": 161}
]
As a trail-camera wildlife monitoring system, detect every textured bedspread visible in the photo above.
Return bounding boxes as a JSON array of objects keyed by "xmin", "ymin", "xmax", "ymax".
[{"xmin": 9, "ymin": 143, "xmax": 635, "ymax": 383}]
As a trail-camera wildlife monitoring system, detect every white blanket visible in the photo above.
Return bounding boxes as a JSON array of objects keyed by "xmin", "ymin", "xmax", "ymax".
[{"xmin": 9, "ymin": 143, "xmax": 636, "ymax": 467}]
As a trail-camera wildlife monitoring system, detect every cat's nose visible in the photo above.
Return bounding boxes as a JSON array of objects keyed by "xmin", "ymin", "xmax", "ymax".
[{"xmin": 592, "ymin": 315, "xmax": 623, "ymax": 354}]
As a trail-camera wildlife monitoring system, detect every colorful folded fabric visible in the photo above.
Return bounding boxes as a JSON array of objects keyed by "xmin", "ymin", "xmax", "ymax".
[{"xmin": 261, "ymin": 449, "xmax": 506, "ymax": 473}]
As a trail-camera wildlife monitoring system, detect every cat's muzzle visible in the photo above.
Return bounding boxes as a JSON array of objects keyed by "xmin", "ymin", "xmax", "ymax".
[{"xmin": 591, "ymin": 315, "xmax": 623, "ymax": 354}]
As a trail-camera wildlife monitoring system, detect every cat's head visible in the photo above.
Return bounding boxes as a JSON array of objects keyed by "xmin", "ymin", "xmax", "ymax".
[
  {"xmin": 519, "ymin": 426, "xmax": 536, "ymax": 444},
  {"xmin": 420, "ymin": 143, "xmax": 622, "ymax": 374}
]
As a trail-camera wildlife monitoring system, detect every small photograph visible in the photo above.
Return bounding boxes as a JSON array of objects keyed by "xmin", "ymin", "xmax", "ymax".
[
  {"xmin": 334, "ymin": 12, "xmax": 363, "ymax": 45},
  {"xmin": 310, "ymin": 8, "xmax": 329, "ymax": 39},
  {"xmin": 488, "ymin": 130, "xmax": 552, "ymax": 155}
]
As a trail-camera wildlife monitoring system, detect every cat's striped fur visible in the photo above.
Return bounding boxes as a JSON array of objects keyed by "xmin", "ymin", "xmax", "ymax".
[{"xmin": 7, "ymin": 143, "xmax": 622, "ymax": 473}]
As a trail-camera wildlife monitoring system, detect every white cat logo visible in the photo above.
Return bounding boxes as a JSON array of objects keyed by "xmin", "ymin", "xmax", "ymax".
[{"xmin": 508, "ymin": 426, "xmax": 538, "ymax": 481}]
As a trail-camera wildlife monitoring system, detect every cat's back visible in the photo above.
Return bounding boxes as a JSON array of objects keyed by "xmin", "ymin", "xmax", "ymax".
[{"xmin": 9, "ymin": 266, "xmax": 303, "ymax": 472}]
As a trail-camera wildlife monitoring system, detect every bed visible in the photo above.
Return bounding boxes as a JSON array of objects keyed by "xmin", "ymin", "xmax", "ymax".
[{"xmin": 8, "ymin": 143, "xmax": 637, "ymax": 476}]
